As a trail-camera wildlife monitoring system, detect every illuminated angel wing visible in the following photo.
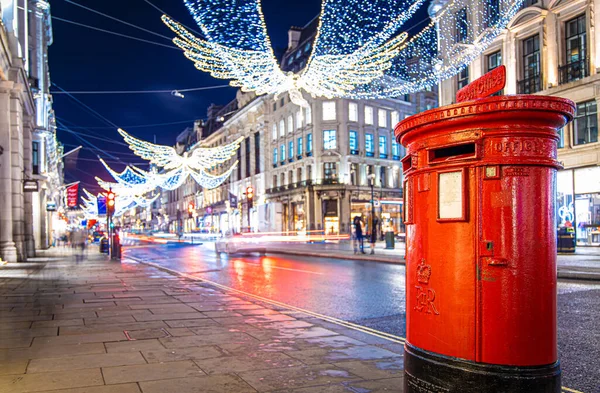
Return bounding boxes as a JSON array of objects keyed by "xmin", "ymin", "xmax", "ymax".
[
  {"xmin": 98, "ymin": 158, "xmax": 152, "ymax": 186},
  {"xmin": 188, "ymin": 137, "xmax": 243, "ymax": 170},
  {"xmin": 189, "ymin": 163, "xmax": 238, "ymax": 190},
  {"xmin": 118, "ymin": 128, "xmax": 183, "ymax": 170},
  {"xmin": 162, "ymin": 0, "xmax": 289, "ymax": 96}
]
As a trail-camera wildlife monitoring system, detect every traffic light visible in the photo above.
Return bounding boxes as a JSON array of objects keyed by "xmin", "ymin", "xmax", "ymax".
[
  {"xmin": 106, "ymin": 191, "xmax": 115, "ymax": 217},
  {"xmin": 246, "ymin": 186, "xmax": 254, "ymax": 208},
  {"xmin": 188, "ymin": 203, "xmax": 194, "ymax": 218}
]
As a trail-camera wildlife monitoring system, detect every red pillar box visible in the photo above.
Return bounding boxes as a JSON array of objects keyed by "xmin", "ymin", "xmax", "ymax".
[{"xmin": 394, "ymin": 67, "xmax": 574, "ymax": 392}]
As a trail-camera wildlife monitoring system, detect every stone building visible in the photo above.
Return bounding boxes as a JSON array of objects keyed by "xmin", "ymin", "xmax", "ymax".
[
  {"xmin": 1, "ymin": 0, "xmax": 59, "ymax": 261},
  {"xmin": 433, "ymin": 0, "xmax": 600, "ymax": 246}
]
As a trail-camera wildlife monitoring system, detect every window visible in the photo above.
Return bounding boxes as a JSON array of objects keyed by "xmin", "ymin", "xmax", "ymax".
[
  {"xmin": 558, "ymin": 128, "xmax": 565, "ymax": 149},
  {"xmin": 379, "ymin": 135, "xmax": 388, "ymax": 159},
  {"xmin": 561, "ymin": 15, "xmax": 588, "ymax": 84},
  {"xmin": 323, "ymin": 129, "xmax": 337, "ymax": 150},
  {"xmin": 280, "ymin": 98, "xmax": 285, "ymax": 107},
  {"xmin": 278, "ymin": 120, "xmax": 286, "ymax": 137},
  {"xmin": 273, "ymin": 148, "xmax": 278, "ymax": 166},
  {"xmin": 273, "ymin": 175, "xmax": 278, "ymax": 187},
  {"xmin": 296, "ymin": 110, "xmax": 302, "ymax": 129},
  {"xmin": 32, "ymin": 141, "xmax": 39, "ymax": 175},
  {"xmin": 323, "ymin": 162, "xmax": 337, "ymax": 180},
  {"xmin": 487, "ymin": 51, "xmax": 502, "ymax": 71},
  {"xmin": 366, "ymin": 133, "xmax": 374, "ymax": 157},
  {"xmin": 574, "ymin": 100, "xmax": 598, "ymax": 145},
  {"xmin": 272, "ymin": 124, "xmax": 277, "ymax": 140},
  {"xmin": 349, "ymin": 102, "xmax": 358, "ymax": 122},
  {"xmin": 455, "ymin": 8, "xmax": 468, "ymax": 43},
  {"xmin": 349, "ymin": 130, "xmax": 358, "ymax": 154},
  {"xmin": 289, "ymin": 141, "xmax": 294, "ymax": 162},
  {"xmin": 350, "ymin": 163, "xmax": 358, "ymax": 185},
  {"xmin": 273, "ymin": 102, "xmax": 277, "ymax": 111},
  {"xmin": 457, "ymin": 67, "xmax": 469, "ymax": 90},
  {"xmin": 288, "ymin": 115, "xmax": 294, "ymax": 133},
  {"xmin": 297, "ymin": 137, "xmax": 303, "ymax": 157},
  {"xmin": 323, "ymin": 101, "xmax": 336, "ymax": 121},
  {"xmin": 307, "ymin": 133, "xmax": 313, "ymax": 155},
  {"xmin": 519, "ymin": 35, "xmax": 541, "ymax": 93},
  {"xmin": 305, "ymin": 105, "xmax": 312, "ymax": 124},
  {"xmin": 380, "ymin": 166, "xmax": 387, "ymax": 187},
  {"xmin": 254, "ymin": 132, "xmax": 260, "ymax": 174},
  {"xmin": 403, "ymin": 94, "xmax": 411, "ymax": 102},
  {"xmin": 392, "ymin": 141, "xmax": 401, "ymax": 160},
  {"xmin": 365, "ymin": 106, "xmax": 374, "ymax": 125},
  {"xmin": 245, "ymin": 137, "xmax": 251, "ymax": 178},
  {"xmin": 304, "ymin": 42, "xmax": 311, "ymax": 53},
  {"xmin": 281, "ymin": 173, "xmax": 286, "ymax": 186},
  {"xmin": 391, "ymin": 111, "xmax": 400, "ymax": 126},
  {"xmin": 280, "ymin": 144, "xmax": 286, "ymax": 162},
  {"xmin": 378, "ymin": 109, "xmax": 387, "ymax": 128}
]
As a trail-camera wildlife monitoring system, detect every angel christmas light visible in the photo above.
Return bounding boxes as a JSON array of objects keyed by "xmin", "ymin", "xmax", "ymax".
[{"xmin": 163, "ymin": 0, "xmax": 525, "ymax": 107}]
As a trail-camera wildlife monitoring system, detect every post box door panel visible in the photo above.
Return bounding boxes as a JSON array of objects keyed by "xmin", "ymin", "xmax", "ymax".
[
  {"xmin": 478, "ymin": 165, "xmax": 557, "ymax": 366},
  {"xmin": 407, "ymin": 168, "xmax": 477, "ymax": 361}
]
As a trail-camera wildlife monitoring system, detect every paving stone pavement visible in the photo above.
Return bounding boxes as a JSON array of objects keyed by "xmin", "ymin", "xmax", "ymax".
[{"xmin": 0, "ymin": 251, "xmax": 404, "ymax": 392}]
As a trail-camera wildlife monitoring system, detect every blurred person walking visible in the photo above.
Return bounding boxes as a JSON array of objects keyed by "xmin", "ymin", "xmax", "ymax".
[
  {"xmin": 71, "ymin": 228, "xmax": 87, "ymax": 264},
  {"xmin": 353, "ymin": 215, "xmax": 365, "ymax": 254}
]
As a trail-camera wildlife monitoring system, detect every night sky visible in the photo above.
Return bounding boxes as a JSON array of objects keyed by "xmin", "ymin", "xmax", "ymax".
[{"xmin": 49, "ymin": 0, "xmax": 322, "ymax": 192}]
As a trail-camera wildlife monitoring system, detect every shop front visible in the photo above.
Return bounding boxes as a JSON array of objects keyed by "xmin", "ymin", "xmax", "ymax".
[
  {"xmin": 557, "ymin": 166, "xmax": 600, "ymax": 246},
  {"xmin": 292, "ymin": 202, "xmax": 306, "ymax": 232},
  {"xmin": 322, "ymin": 199, "xmax": 339, "ymax": 235},
  {"xmin": 350, "ymin": 198, "xmax": 404, "ymax": 237}
]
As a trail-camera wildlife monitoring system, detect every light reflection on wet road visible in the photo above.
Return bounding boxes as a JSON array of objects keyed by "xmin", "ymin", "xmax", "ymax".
[{"xmin": 125, "ymin": 242, "xmax": 600, "ymax": 392}]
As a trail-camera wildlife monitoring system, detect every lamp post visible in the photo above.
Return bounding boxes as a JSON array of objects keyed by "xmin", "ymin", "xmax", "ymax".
[{"xmin": 368, "ymin": 173, "xmax": 376, "ymax": 242}]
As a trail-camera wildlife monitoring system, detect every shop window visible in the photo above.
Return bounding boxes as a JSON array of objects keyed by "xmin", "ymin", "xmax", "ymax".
[
  {"xmin": 574, "ymin": 100, "xmax": 598, "ymax": 145},
  {"xmin": 323, "ymin": 129, "xmax": 336, "ymax": 150},
  {"xmin": 366, "ymin": 133, "xmax": 374, "ymax": 157},
  {"xmin": 349, "ymin": 130, "xmax": 358, "ymax": 155},
  {"xmin": 365, "ymin": 106, "xmax": 374, "ymax": 125},
  {"xmin": 32, "ymin": 141, "xmax": 39, "ymax": 175},
  {"xmin": 560, "ymin": 14, "xmax": 588, "ymax": 85},
  {"xmin": 307, "ymin": 133, "xmax": 313, "ymax": 156},
  {"xmin": 518, "ymin": 35, "xmax": 541, "ymax": 93},
  {"xmin": 379, "ymin": 135, "xmax": 388, "ymax": 159},
  {"xmin": 349, "ymin": 102, "xmax": 358, "ymax": 122},
  {"xmin": 378, "ymin": 109, "xmax": 387, "ymax": 128},
  {"xmin": 323, "ymin": 101, "xmax": 336, "ymax": 121}
]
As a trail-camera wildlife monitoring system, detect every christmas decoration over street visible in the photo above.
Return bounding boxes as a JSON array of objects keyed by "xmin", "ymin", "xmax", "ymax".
[{"xmin": 163, "ymin": 0, "xmax": 525, "ymax": 107}]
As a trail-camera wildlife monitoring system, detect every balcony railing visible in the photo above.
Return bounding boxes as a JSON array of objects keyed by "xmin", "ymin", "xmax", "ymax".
[
  {"xmin": 517, "ymin": 74, "xmax": 542, "ymax": 94},
  {"xmin": 559, "ymin": 58, "xmax": 589, "ymax": 85}
]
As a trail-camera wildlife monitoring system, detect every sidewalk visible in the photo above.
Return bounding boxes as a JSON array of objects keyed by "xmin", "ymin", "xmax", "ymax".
[
  {"xmin": 266, "ymin": 241, "xmax": 600, "ymax": 280},
  {"xmin": 0, "ymin": 249, "xmax": 404, "ymax": 393}
]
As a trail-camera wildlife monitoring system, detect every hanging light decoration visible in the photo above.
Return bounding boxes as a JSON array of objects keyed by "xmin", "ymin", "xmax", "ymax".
[{"xmin": 162, "ymin": 0, "xmax": 525, "ymax": 107}]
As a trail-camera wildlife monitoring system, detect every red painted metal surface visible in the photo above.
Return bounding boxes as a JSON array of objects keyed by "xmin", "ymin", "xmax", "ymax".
[
  {"xmin": 456, "ymin": 65, "xmax": 506, "ymax": 102},
  {"xmin": 395, "ymin": 95, "xmax": 575, "ymax": 366}
]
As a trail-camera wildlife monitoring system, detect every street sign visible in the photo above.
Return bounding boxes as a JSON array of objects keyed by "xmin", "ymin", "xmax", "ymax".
[
  {"xmin": 97, "ymin": 195, "xmax": 107, "ymax": 215},
  {"xmin": 229, "ymin": 194, "xmax": 238, "ymax": 206},
  {"xmin": 23, "ymin": 180, "xmax": 38, "ymax": 192},
  {"xmin": 46, "ymin": 202, "xmax": 56, "ymax": 211},
  {"xmin": 456, "ymin": 65, "xmax": 506, "ymax": 103}
]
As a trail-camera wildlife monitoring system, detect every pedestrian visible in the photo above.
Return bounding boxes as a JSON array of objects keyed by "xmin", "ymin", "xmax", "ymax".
[
  {"xmin": 370, "ymin": 215, "xmax": 379, "ymax": 255},
  {"xmin": 71, "ymin": 228, "xmax": 87, "ymax": 264},
  {"xmin": 353, "ymin": 215, "xmax": 365, "ymax": 254}
]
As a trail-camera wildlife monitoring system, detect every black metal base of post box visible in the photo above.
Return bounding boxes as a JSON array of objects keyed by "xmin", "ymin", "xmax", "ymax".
[{"xmin": 404, "ymin": 343, "xmax": 561, "ymax": 393}]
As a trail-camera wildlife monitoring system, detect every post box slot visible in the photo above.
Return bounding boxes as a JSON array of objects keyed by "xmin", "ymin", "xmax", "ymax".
[{"xmin": 429, "ymin": 143, "xmax": 476, "ymax": 164}]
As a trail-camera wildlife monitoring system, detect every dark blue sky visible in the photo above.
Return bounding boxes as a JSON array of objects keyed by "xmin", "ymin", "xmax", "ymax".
[{"xmin": 50, "ymin": 0, "xmax": 322, "ymax": 191}]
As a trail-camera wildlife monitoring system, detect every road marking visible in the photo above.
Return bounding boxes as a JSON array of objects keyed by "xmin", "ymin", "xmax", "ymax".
[{"xmin": 125, "ymin": 254, "xmax": 586, "ymax": 393}]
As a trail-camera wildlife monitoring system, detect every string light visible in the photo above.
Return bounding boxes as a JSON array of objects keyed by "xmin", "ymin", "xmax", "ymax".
[{"xmin": 163, "ymin": 0, "xmax": 525, "ymax": 104}]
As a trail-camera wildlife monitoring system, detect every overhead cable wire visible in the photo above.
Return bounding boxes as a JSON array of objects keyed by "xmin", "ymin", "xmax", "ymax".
[
  {"xmin": 64, "ymin": 0, "xmax": 174, "ymax": 41},
  {"xmin": 51, "ymin": 16, "xmax": 179, "ymax": 50},
  {"xmin": 57, "ymin": 128, "xmax": 130, "ymax": 146},
  {"xmin": 140, "ymin": 0, "xmax": 205, "ymax": 37},
  {"xmin": 57, "ymin": 120, "xmax": 123, "ymax": 162},
  {"xmin": 53, "ymin": 83, "xmax": 119, "ymax": 128},
  {"xmin": 55, "ymin": 118, "xmax": 199, "ymax": 129},
  {"xmin": 50, "ymin": 84, "xmax": 231, "ymax": 95}
]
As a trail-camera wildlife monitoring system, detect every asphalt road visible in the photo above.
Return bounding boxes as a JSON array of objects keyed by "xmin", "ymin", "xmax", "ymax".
[{"xmin": 124, "ymin": 242, "xmax": 599, "ymax": 393}]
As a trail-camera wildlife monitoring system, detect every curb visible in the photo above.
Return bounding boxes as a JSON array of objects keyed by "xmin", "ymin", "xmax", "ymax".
[
  {"xmin": 557, "ymin": 271, "xmax": 600, "ymax": 281},
  {"xmin": 266, "ymin": 249, "xmax": 406, "ymax": 265}
]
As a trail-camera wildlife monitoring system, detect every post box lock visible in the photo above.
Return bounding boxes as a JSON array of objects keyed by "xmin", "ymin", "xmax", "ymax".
[{"xmin": 480, "ymin": 240, "xmax": 494, "ymax": 256}]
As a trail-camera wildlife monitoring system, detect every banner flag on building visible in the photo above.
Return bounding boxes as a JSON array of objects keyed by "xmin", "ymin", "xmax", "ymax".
[{"xmin": 66, "ymin": 183, "xmax": 79, "ymax": 208}]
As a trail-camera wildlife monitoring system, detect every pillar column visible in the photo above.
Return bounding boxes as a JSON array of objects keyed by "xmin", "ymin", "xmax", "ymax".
[
  {"xmin": 0, "ymin": 83, "xmax": 17, "ymax": 261},
  {"xmin": 10, "ymin": 86, "xmax": 26, "ymax": 260},
  {"xmin": 23, "ymin": 116, "xmax": 35, "ymax": 257}
]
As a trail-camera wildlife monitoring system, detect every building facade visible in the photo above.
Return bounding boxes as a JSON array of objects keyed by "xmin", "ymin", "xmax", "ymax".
[
  {"xmin": 433, "ymin": 0, "xmax": 600, "ymax": 246},
  {"xmin": 1, "ymin": 0, "xmax": 60, "ymax": 261}
]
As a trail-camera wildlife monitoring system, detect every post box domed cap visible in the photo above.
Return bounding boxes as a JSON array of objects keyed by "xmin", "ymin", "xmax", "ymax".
[{"xmin": 394, "ymin": 95, "xmax": 575, "ymax": 145}]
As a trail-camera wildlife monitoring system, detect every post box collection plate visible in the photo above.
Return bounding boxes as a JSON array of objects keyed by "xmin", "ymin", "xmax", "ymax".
[{"xmin": 395, "ymin": 79, "xmax": 574, "ymax": 392}]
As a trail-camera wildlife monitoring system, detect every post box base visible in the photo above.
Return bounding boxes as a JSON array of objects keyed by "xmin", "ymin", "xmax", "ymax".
[{"xmin": 404, "ymin": 343, "xmax": 561, "ymax": 393}]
